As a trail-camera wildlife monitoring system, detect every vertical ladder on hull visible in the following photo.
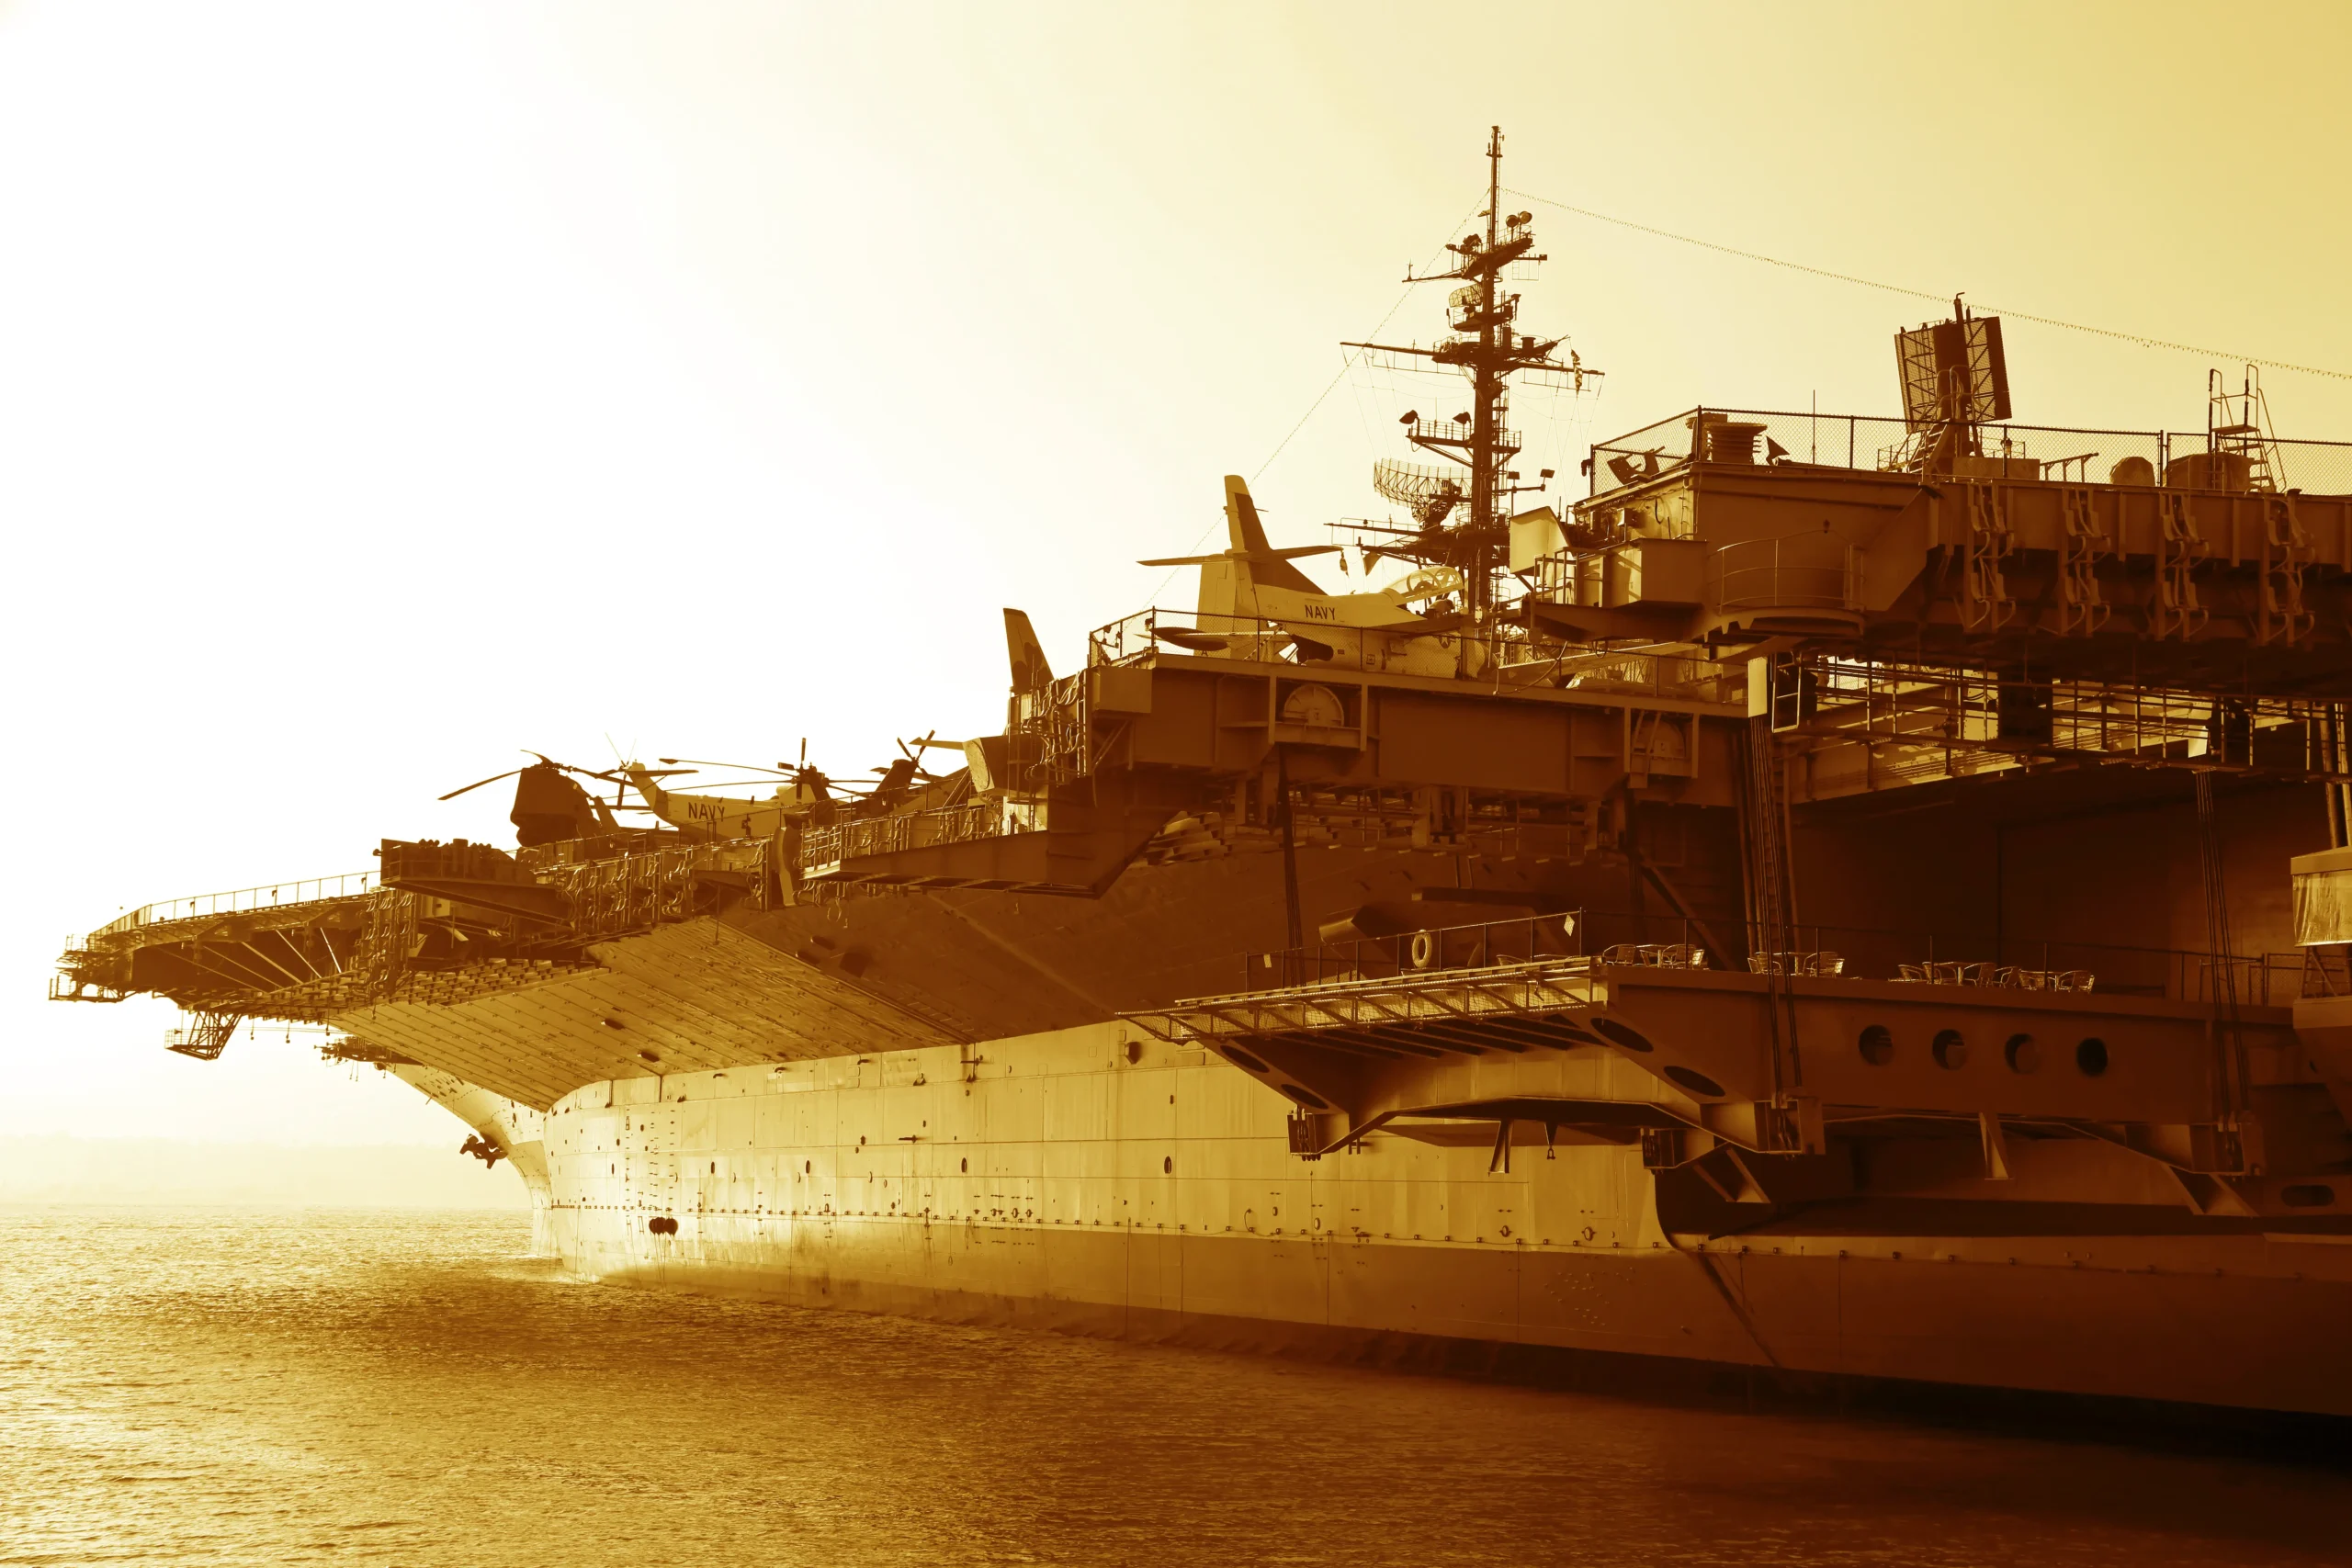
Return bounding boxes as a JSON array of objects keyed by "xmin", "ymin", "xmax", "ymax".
[
  {"xmin": 2056, "ymin": 484, "xmax": 2111, "ymax": 636},
  {"xmin": 2258, "ymin": 491, "xmax": 2315, "ymax": 646},
  {"xmin": 1740, "ymin": 716, "xmax": 1802, "ymax": 1134},
  {"xmin": 2150, "ymin": 490, "xmax": 2210, "ymax": 640},
  {"xmin": 1958, "ymin": 481, "xmax": 2017, "ymax": 632}
]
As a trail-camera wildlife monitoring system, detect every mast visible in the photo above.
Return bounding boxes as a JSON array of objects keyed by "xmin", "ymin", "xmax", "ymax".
[
  {"xmin": 1468, "ymin": 127, "xmax": 1504, "ymax": 614},
  {"xmin": 1345, "ymin": 126, "xmax": 1600, "ymax": 624}
]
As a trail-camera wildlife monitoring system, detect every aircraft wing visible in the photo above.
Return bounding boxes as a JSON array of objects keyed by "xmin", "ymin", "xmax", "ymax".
[{"xmin": 1136, "ymin": 546, "xmax": 1341, "ymax": 568}]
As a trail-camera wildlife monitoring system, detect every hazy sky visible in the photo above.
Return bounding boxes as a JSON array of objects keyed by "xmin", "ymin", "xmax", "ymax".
[{"xmin": 5, "ymin": 1, "xmax": 2348, "ymax": 1149}]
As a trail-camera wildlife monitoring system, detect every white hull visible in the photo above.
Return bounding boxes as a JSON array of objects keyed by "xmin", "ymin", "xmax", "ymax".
[{"xmin": 445, "ymin": 1021, "xmax": 2352, "ymax": 1418}]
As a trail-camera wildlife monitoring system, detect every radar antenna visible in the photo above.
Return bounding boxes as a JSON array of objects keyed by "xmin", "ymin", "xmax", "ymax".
[
  {"xmin": 1892, "ymin": 296, "xmax": 2010, "ymax": 475},
  {"xmin": 1342, "ymin": 126, "xmax": 1603, "ymax": 618},
  {"xmin": 1371, "ymin": 458, "xmax": 1466, "ymax": 527}
]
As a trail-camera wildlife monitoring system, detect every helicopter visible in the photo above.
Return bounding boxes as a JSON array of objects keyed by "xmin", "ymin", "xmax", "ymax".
[
  {"xmin": 619, "ymin": 748, "xmax": 832, "ymax": 843},
  {"xmin": 621, "ymin": 729, "xmax": 969, "ymax": 843},
  {"xmin": 437, "ymin": 754, "xmax": 646, "ymax": 847}
]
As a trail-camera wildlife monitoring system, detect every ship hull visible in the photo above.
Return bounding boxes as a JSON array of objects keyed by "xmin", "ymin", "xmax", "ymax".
[{"xmin": 530, "ymin": 1021, "xmax": 2352, "ymax": 1419}]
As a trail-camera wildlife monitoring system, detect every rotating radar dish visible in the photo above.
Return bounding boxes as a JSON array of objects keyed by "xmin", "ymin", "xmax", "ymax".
[{"xmin": 1372, "ymin": 459, "xmax": 1467, "ymax": 528}]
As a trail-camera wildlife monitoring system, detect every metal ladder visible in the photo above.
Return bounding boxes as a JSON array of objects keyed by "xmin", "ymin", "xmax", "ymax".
[{"xmin": 2211, "ymin": 365, "xmax": 2282, "ymax": 492}]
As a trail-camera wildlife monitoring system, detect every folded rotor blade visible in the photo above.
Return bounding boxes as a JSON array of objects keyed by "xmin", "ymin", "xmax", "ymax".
[{"xmin": 438, "ymin": 767, "xmax": 524, "ymax": 802}]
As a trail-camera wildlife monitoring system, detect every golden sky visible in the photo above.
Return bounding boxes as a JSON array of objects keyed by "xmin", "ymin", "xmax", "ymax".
[{"xmin": 5, "ymin": 1, "xmax": 2347, "ymax": 1145}]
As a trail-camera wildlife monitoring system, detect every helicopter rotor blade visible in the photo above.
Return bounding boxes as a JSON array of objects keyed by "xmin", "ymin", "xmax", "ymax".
[
  {"xmin": 437, "ymin": 767, "xmax": 525, "ymax": 802},
  {"xmin": 656, "ymin": 757, "xmax": 794, "ymax": 777}
]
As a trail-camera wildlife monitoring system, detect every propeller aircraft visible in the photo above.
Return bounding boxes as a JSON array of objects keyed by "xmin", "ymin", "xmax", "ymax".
[{"xmin": 1140, "ymin": 476, "xmax": 1476, "ymax": 678}]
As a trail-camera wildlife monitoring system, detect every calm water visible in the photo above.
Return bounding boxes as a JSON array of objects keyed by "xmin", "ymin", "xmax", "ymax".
[{"xmin": 1, "ymin": 1209, "xmax": 2345, "ymax": 1567}]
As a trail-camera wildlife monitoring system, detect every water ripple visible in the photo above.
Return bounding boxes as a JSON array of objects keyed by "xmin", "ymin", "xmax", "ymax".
[{"xmin": 0, "ymin": 1206, "xmax": 2345, "ymax": 1567}]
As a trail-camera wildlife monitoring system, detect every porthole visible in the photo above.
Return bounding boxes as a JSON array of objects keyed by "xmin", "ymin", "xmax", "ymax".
[
  {"xmin": 1932, "ymin": 1029, "xmax": 1967, "ymax": 1069},
  {"xmin": 2280, "ymin": 1184, "xmax": 2335, "ymax": 1208},
  {"xmin": 2075, "ymin": 1037, "xmax": 2109, "ymax": 1077},
  {"xmin": 1162, "ymin": 1156, "xmax": 1173, "ymax": 1175},
  {"xmin": 960, "ymin": 1157, "xmax": 968, "ymax": 1173},
  {"xmin": 1663, "ymin": 1065, "xmax": 1725, "ymax": 1098},
  {"xmin": 1277, "ymin": 1083, "xmax": 1330, "ymax": 1111},
  {"xmin": 804, "ymin": 1159, "xmax": 811, "ymax": 1174},
  {"xmin": 1222, "ymin": 1044, "xmax": 1270, "ymax": 1074},
  {"xmin": 1590, "ymin": 1018, "xmax": 1654, "ymax": 1053},
  {"xmin": 1858, "ymin": 1025, "xmax": 1894, "ymax": 1066},
  {"xmin": 2004, "ymin": 1033, "xmax": 2041, "ymax": 1074}
]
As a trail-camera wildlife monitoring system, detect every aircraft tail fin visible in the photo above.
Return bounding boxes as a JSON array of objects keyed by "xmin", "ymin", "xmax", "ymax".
[
  {"xmin": 1004, "ymin": 609, "xmax": 1054, "ymax": 693},
  {"xmin": 1223, "ymin": 476, "xmax": 1320, "ymax": 592},
  {"xmin": 1224, "ymin": 475, "xmax": 1275, "ymax": 555}
]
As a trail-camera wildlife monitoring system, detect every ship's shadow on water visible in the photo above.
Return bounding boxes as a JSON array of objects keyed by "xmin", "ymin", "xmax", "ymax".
[{"xmin": 2, "ymin": 1206, "xmax": 2346, "ymax": 1568}]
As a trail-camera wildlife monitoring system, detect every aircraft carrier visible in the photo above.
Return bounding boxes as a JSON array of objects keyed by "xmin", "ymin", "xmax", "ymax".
[{"xmin": 53, "ymin": 130, "xmax": 2352, "ymax": 1418}]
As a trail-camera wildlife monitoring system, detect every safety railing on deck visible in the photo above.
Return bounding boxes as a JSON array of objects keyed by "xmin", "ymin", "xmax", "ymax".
[
  {"xmin": 1711, "ymin": 916, "xmax": 2306, "ymax": 1007},
  {"xmin": 1587, "ymin": 407, "xmax": 2352, "ymax": 501},
  {"xmin": 799, "ymin": 799, "xmax": 1008, "ymax": 873},
  {"xmin": 1089, "ymin": 605, "xmax": 1476, "ymax": 674},
  {"xmin": 1713, "ymin": 533, "xmax": 1864, "ymax": 614},
  {"xmin": 1241, "ymin": 908, "xmax": 2315, "ymax": 1007},
  {"xmin": 1492, "ymin": 643, "xmax": 1742, "ymax": 704},
  {"xmin": 2301, "ymin": 946, "xmax": 2352, "ymax": 999},
  {"xmin": 1243, "ymin": 912, "xmax": 1585, "ymax": 991},
  {"xmin": 92, "ymin": 873, "xmax": 378, "ymax": 940},
  {"xmin": 1791, "ymin": 656, "xmax": 2351, "ymax": 773}
]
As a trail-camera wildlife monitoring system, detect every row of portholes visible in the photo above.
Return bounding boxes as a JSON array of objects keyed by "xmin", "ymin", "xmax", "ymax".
[{"xmin": 1859, "ymin": 1023, "xmax": 2109, "ymax": 1077}]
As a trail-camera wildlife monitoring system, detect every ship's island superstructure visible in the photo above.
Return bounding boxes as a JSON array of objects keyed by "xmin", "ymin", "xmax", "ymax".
[{"xmin": 55, "ymin": 131, "xmax": 2352, "ymax": 1417}]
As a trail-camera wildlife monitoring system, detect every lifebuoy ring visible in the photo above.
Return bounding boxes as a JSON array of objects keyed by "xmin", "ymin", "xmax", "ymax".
[{"xmin": 1409, "ymin": 930, "xmax": 1438, "ymax": 970}]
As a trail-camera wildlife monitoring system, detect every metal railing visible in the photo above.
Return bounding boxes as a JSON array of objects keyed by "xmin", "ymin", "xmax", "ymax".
[
  {"xmin": 2301, "ymin": 947, "xmax": 2352, "ymax": 998},
  {"xmin": 1243, "ymin": 911, "xmax": 1584, "ymax": 991},
  {"xmin": 1525, "ymin": 536, "xmax": 1701, "ymax": 607},
  {"xmin": 92, "ymin": 872, "xmax": 378, "ymax": 940},
  {"xmin": 541, "ymin": 845, "xmax": 706, "ymax": 940},
  {"xmin": 1792, "ymin": 655, "xmax": 2349, "ymax": 773},
  {"xmin": 1247, "ymin": 907, "xmax": 2315, "ymax": 1008},
  {"xmin": 1598, "ymin": 913, "xmax": 2309, "ymax": 1008},
  {"xmin": 1587, "ymin": 406, "xmax": 2352, "ymax": 501},
  {"xmin": 1493, "ymin": 644, "xmax": 1742, "ymax": 704},
  {"xmin": 1404, "ymin": 417, "xmax": 1520, "ymax": 456},
  {"xmin": 800, "ymin": 799, "xmax": 1008, "ymax": 873},
  {"xmin": 1091, "ymin": 607, "xmax": 1465, "ymax": 672},
  {"xmin": 1713, "ymin": 534, "xmax": 1863, "ymax": 613}
]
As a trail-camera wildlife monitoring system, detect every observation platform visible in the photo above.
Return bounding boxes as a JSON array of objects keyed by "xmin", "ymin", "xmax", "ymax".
[{"xmin": 1536, "ymin": 404, "xmax": 2352, "ymax": 692}]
